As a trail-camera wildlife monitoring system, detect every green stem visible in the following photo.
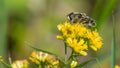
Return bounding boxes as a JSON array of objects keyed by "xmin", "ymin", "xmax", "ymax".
[
  {"xmin": 64, "ymin": 42, "xmax": 67, "ymax": 63},
  {"xmin": 0, "ymin": 0, "xmax": 8, "ymax": 67},
  {"xmin": 64, "ymin": 42, "xmax": 67, "ymax": 55},
  {"xmin": 38, "ymin": 65, "xmax": 41, "ymax": 68},
  {"xmin": 111, "ymin": 11, "xmax": 116, "ymax": 68},
  {"xmin": 1, "ymin": 61, "xmax": 11, "ymax": 68},
  {"xmin": 8, "ymin": 52, "xmax": 12, "ymax": 65},
  {"xmin": 8, "ymin": 57, "xmax": 12, "ymax": 65},
  {"xmin": 95, "ymin": 58, "xmax": 102, "ymax": 68},
  {"xmin": 68, "ymin": 50, "xmax": 74, "ymax": 60}
]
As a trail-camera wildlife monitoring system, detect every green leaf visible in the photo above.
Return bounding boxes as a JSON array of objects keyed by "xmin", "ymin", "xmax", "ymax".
[
  {"xmin": 75, "ymin": 59, "xmax": 94, "ymax": 68},
  {"xmin": 92, "ymin": 0, "xmax": 119, "ymax": 29},
  {"xmin": 25, "ymin": 41, "xmax": 65, "ymax": 64}
]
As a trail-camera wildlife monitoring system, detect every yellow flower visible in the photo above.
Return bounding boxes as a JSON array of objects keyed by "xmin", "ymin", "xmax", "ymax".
[
  {"xmin": 79, "ymin": 51, "xmax": 87, "ymax": 56},
  {"xmin": 29, "ymin": 51, "xmax": 59, "ymax": 67},
  {"xmin": 66, "ymin": 37, "xmax": 88, "ymax": 56},
  {"xmin": 29, "ymin": 51, "xmax": 41, "ymax": 64},
  {"xmin": 74, "ymin": 23, "xmax": 87, "ymax": 37},
  {"xmin": 70, "ymin": 60, "xmax": 78, "ymax": 68},
  {"xmin": 115, "ymin": 65, "xmax": 120, "ymax": 68},
  {"xmin": 57, "ymin": 21, "xmax": 103, "ymax": 56},
  {"xmin": 56, "ymin": 35, "xmax": 63, "ymax": 40},
  {"xmin": 87, "ymin": 30, "xmax": 103, "ymax": 51},
  {"xmin": 11, "ymin": 60, "xmax": 28, "ymax": 68}
]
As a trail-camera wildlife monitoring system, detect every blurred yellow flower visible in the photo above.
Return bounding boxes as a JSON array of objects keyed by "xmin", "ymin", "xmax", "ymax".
[
  {"xmin": 0, "ymin": 56, "xmax": 3, "ymax": 62},
  {"xmin": 56, "ymin": 21, "xmax": 103, "ymax": 56},
  {"xmin": 115, "ymin": 65, "xmax": 120, "ymax": 68},
  {"xmin": 11, "ymin": 60, "xmax": 28, "ymax": 68},
  {"xmin": 56, "ymin": 35, "xmax": 63, "ymax": 40},
  {"xmin": 70, "ymin": 60, "xmax": 78, "ymax": 68},
  {"xmin": 29, "ymin": 51, "xmax": 59, "ymax": 67}
]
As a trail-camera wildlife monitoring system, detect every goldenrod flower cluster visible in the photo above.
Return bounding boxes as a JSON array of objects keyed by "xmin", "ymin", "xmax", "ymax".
[
  {"xmin": 11, "ymin": 60, "xmax": 28, "ymax": 68},
  {"xmin": 29, "ymin": 51, "xmax": 59, "ymax": 67},
  {"xmin": 57, "ymin": 21, "xmax": 103, "ymax": 56}
]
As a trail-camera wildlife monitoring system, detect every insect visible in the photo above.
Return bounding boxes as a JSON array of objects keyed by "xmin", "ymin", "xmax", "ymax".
[{"xmin": 67, "ymin": 12, "xmax": 96, "ymax": 27}]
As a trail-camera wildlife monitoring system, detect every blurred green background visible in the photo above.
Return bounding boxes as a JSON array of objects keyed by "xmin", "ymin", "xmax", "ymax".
[{"xmin": 0, "ymin": 0, "xmax": 120, "ymax": 68}]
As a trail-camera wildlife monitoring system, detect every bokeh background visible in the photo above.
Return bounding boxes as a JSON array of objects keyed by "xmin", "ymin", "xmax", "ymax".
[{"xmin": 0, "ymin": 0, "xmax": 120, "ymax": 68}]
